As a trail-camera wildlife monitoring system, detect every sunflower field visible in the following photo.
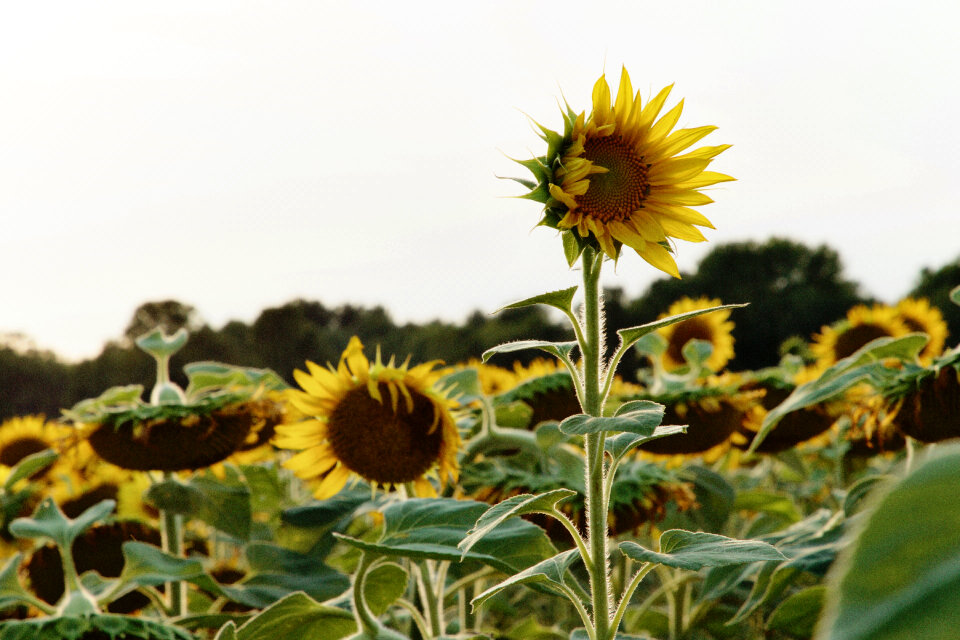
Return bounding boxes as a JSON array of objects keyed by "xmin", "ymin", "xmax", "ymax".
[{"xmin": 2, "ymin": 68, "xmax": 960, "ymax": 640}]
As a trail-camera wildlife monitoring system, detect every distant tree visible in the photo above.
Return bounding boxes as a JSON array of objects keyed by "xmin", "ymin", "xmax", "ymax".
[
  {"xmin": 908, "ymin": 255, "xmax": 960, "ymax": 343},
  {"xmin": 630, "ymin": 238, "xmax": 868, "ymax": 370},
  {"xmin": 0, "ymin": 347, "xmax": 71, "ymax": 420},
  {"xmin": 123, "ymin": 300, "xmax": 200, "ymax": 344}
]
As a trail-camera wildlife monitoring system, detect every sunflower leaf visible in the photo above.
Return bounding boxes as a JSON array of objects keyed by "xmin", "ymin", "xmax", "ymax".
[
  {"xmin": 9, "ymin": 498, "xmax": 114, "ymax": 549},
  {"xmin": 334, "ymin": 498, "xmax": 556, "ymax": 575},
  {"xmin": 232, "ymin": 592, "xmax": 356, "ymax": 640},
  {"xmin": 619, "ymin": 530, "xmax": 785, "ymax": 570},
  {"xmin": 482, "ymin": 340, "xmax": 578, "ymax": 364},
  {"xmin": 604, "ymin": 424, "xmax": 688, "ymax": 461},
  {"xmin": 950, "ymin": 285, "xmax": 960, "ymax": 307},
  {"xmin": 364, "ymin": 562, "xmax": 409, "ymax": 617},
  {"xmin": 615, "ymin": 304, "xmax": 748, "ymax": 357},
  {"xmin": 495, "ymin": 286, "xmax": 579, "ymax": 316},
  {"xmin": 558, "ymin": 400, "xmax": 664, "ymax": 436},
  {"xmin": 471, "ymin": 549, "xmax": 580, "ymax": 611},
  {"xmin": 0, "ymin": 554, "xmax": 36, "ymax": 610},
  {"xmin": 146, "ymin": 476, "xmax": 251, "ymax": 541},
  {"xmin": 459, "ymin": 489, "xmax": 577, "ymax": 557},
  {"xmin": 4, "ymin": 448, "xmax": 58, "ymax": 490},
  {"xmin": 815, "ymin": 443, "xmax": 960, "ymax": 640}
]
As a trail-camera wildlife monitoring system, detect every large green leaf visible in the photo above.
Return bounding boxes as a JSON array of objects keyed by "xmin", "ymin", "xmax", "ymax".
[
  {"xmin": 363, "ymin": 562, "xmax": 409, "ymax": 616},
  {"xmin": 459, "ymin": 490, "xmax": 577, "ymax": 556},
  {"xmin": 482, "ymin": 340, "xmax": 578, "ymax": 364},
  {"xmin": 232, "ymin": 592, "xmax": 355, "ymax": 640},
  {"xmin": 147, "ymin": 475, "xmax": 251, "ymax": 541},
  {"xmin": 816, "ymin": 444, "xmax": 960, "ymax": 640},
  {"xmin": 471, "ymin": 549, "xmax": 580, "ymax": 609},
  {"xmin": 558, "ymin": 400, "xmax": 664, "ymax": 436},
  {"xmin": 336, "ymin": 498, "xmax": 556, "ymax": 575},
  {"xmin": 240, "ymin": 543, "xmax": 350, "ymax": 607},
  {"xmin": 495, "ymin": 286, "xmax": 579, "ymax": 316},
  {"xmin": 620, "ymin": 530, "xmax": 785, "ymax": 570},
  {"xmin": 767, "ymin": 586, "xmax": 825, "ymax": 638}
]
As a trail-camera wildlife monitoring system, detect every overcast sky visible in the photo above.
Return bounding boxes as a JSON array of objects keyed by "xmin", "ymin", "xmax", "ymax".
[{"xmin": 2, "ymin": 1, "xmax": 959, "ymax": 361}]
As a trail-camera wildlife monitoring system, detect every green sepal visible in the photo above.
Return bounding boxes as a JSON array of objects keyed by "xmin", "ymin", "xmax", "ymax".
[
  {"xmin": 562, "ymin": 230, "xmax": 587, "ymax": 267},
  {"xmin": 9, "ymin": 498, "xmax": 115, "ymax": 549},
  {"xmin": 471, "ymin": 549, "xmax": 580, "ymax": 611},
  {"xmin": 558, "ymin": 400, "xmax": 664, "ymax": 436},
  {"xmin": 617, "ymin": 304, "xmax": 748, "ymax": 355},
  {"xmin": 512, "ymin": 155, "xmax": 551, "ymax": 183},
  {"xmin": 482, "ymin": 340, "xmax": 578, "ymax": 364},
  {"xmin": 950, "ymin": 284, "xmax": 960, "ymax": 307},
  {"xmin": 748, "ymin": 333, "xmax": 929, "ymax": 454},
  {"xmin": 604, "ymin": 425, "xmax": 688, "ymax": 461},
  {"xmin": 3, "ymin": 449, "xmax": 58, "ymax": 491},
  {"xmin": 459, "ymin": 489, "xmax": 578, "ymax": 557},
  {"xmin": 495, "ymin": 286, "xmax": 579, "ymax": 316},
  {"xmin": 619, "ymin": 530, "xmax": 785, "ymax": 570}
]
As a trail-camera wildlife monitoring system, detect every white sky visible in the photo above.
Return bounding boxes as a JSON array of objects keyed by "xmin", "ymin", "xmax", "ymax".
[{"xmin": 2, "ymin": 1, "xmax": 959, "ymax": 361}]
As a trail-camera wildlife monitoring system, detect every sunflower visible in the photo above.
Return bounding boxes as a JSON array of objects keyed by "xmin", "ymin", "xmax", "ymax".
[
  {"xmin": 657, "ymin": 297, "xmax": 735, "ymax": 372},
  {"xmin": 516, "ymin": 67, "xmax": 732, "ymax": 277},
  {"xmin": 0, "ymin": 416, "xmax": 70, "ymax": 481},
  {"xmin": 811, "ymin": 304, "xmax": 910, "ymax": 367},
  {"xmin": 275, "ymin": 336, "xmax": 461, "ymax": 500},
  {"xmin": 894, "ymin": 297, "xmax": 948, "ymax": 362}
]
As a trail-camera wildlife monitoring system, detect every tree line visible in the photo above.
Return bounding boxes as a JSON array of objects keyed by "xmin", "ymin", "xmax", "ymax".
[{"xmin": 2, "ymin": 238, "xmax": 958, "ymax": 421}]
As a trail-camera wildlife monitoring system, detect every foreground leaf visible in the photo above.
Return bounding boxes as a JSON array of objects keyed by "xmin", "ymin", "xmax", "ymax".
[
  {"xmin": 482, "ymin": 340, "xmax": 578, "ymax": 364},
  {"xmin": 558, "ymin": 400, "xmax": 664, "ymax": 436},
  {"xmin": 816, "ymin": 443, "xmax": 960, "ymax": 640},
  {"xmin": 459, "ymin": 490, "xmax": 577, "ymax": 556},
  {"xmin": 232, "ymin": 592, "xmax": 355, "ymax": 640},
  {"xmin": 472, "ymin": 549, "xmax": 580, "ymax": 610}
]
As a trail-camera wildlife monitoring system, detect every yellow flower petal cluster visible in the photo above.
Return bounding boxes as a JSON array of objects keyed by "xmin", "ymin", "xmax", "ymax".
[
  {"xmin": 275, "ymin": 337, "xmax": 461, "ymax": 500},
  {"xmin": 518, "ymin": 67, "xmax": 732, "ymax": 277}
]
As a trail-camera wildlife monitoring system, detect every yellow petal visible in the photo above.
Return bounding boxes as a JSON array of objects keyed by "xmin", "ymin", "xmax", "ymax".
[
  {"xmin": 649, "ymin": 190, "xmax": 715, "ymax": 206},
  {"xmin": 642, "ymin": 202, "xmax": 715, "ymax": 229},
  {"xmin": 647, "ymin": 126, "xmax": 717, "ymax": 162},
  {"xmin": 591, "ymin": 75, "xmax": 612, "ymax": 125},
  {"xmin": 675, "ymin": 171, "xmax": 736, "ymax": 190},
  {"xmin": 414, "ymin": 477, "xmax": 437, "ymax": 498},
  {"xmin": 312, "ymin": 464, "xmax": 351, "ymax": 500},
  {"xmin": 673, "ymin": 144, "xmax": 731, "ymax": 161},
  {"xmin": 614, "ymin": 67, "xmax": 634, "ymax": 129},
  {"xmin": 647, "ymin": 99, "xmax": 684, "ymax": 145},
  {"xmin": 639, "ymin": 242, "xmax": 681, "ymax": 279},
  {"xmin": 659, "ymin": 217, "xmax": 708, "ymax": 242},
  {"xmin": 637, "ymin": 84, "xmax": 674, "ymax": 130},
  {"xmin": 549, "ymin": 183, "xmax": 580, "ymax": 209},
  {"xmin": 648, "ymin": 158, "xmax": 713, "ymax": 184},
  {"xmin": 630, "ymin": 213, "xmax": 667, "ymax": 243},
  {"xmin": 284, "ymin": 443, "xmax": 338, "ymax": 478},
  {"xmin": 293, "ymin": 369, "xmax": 334, "ymax": 399}
]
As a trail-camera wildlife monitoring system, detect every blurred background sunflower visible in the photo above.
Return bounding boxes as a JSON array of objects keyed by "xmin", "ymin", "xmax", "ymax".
[
  {"xmin": 656, "ymin": 296, "xmax": 735, "ymax": 373},
  {"xmin": 811, "ymin": 303, "xmax": 909, "ymax": 367}
]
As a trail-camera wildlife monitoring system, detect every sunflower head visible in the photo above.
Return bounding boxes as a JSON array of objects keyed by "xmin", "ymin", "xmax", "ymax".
[
  {"xmin": 512, "ymin": 67, "xmax": 732, "ymax": 276},
  {"xmin": 0, "ymin": 416, "xmax": 70, "ymax": 482},
  {"xmin": 895, "ymin": 297, "xmax": 949, "ymax": 362},
  {"xmin": 811, "ymin": 304, "xmax": 910, "ymax": 367},
  {"xmin": 275, "ymin": 337, "xmax": 462, "ymax": 500},
  {"xmin": 657, "ymin": 297, "xmax": 735, "ymax": 372}
]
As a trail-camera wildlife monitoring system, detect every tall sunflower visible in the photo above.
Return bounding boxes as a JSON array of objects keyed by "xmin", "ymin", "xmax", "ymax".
[
  {"xmin": 275, "ymin": 337, "xmax": 461, "ymax": 500},
  {"xmin": 657, "ymin": 296, "xmax": 735, "ymax": 372},
  {"xmin": 514, "ymin": 67, "xmax": 732, "ymax": 276}
]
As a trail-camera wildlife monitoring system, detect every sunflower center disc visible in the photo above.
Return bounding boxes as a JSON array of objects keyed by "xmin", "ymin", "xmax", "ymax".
[
  {"xmin": 326, "ymin": 383, "xmax": 444, "ymax": 484},
  {"xmin": 665, "ymin": 318, "xmax": 715, "ymax": 366},
  {"xmin": 0, "ymin": 437, "xmax": 50, "ymax": 467},
  {"xmin": 577, "ymin": 134, "xmax": 650, "ymax": 223},
  {"xmin": 834, "ymin": 324, "xmax": 892, "ymax": 360}
]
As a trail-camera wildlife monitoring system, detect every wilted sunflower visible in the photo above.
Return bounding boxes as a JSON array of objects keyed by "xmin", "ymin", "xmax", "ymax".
[
  {"xmin": 275, "ymin": 337, "xmax": 461, "ymax": 500},
  {"xmin": 514, "ymin": 67, "xmax": 732, "ymax": 276},
  {"xmin": 811, "ymin": 304, "xmax": 909, "ymax": 367},
  {"xmin": 657, "ymin": 296, "xmax": 735, "ymax": 372},
  {"xmin": 895, "ymin": 297, "xmax": 948, "ymax": 362}
]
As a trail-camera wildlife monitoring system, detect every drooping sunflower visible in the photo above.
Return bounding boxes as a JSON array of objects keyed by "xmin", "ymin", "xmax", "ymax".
[
  {"xmin": 811, "ymin": 304, "xmax": 910, "ymax": 367},
  {"xmin": 275, "ymin": 337, "xmax": 461, "ymax": 500},
  {"xmin": 515, "ymin": 67, "xmax": 732, "ymax": 276},
  {"xmin": 657, "ymin": 297, "xmax": 736, "ymax": 372},
  {"xmin": 894, "ymin": 297, "xmax": 948, "ymax": 362}
]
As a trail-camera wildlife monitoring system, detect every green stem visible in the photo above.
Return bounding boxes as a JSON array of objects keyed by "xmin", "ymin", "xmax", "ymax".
[
  {"xmin": 352, "ymin": 553, "xmax": 383, "ymax": 635},
  {"xmin": 579, "ymin": 247, "xmax": 612, "ymax": 640},
  {"xmin": 417, "ymin": 561, "xmax": 443, "ymax": 638},
  {"xmin": 610, "ymin": 562, "xmax": 654, "ymax": 633},
  {"xmin": 395, "ymin": 597, "xmax": 431, "ymax": 639},
  {"xmin": 160, "ymin": 473, "xmax": 186, "ymax": 618}
]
